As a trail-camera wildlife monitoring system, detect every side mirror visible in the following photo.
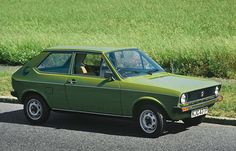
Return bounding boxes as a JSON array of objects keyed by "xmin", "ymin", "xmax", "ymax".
[{"xmin": 104, "ymin": 72, "xmax": 115, "ymax": 81}]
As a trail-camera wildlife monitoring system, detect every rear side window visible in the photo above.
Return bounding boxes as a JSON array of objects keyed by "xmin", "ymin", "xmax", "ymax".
[{"xmin": 37, "ymin": 53, "xmax": 72, "ymax": 74}]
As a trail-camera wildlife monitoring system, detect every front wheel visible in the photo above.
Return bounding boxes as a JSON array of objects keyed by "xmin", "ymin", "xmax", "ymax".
[
  {"xmin": 137, "ymin": 105, "xmax": 165, "ymax": 137},
  {"xmin": 183, "ymin": 115, "xmax": 206, "ymax": 127},
  {"xmin": 23, "ymin": 94, "xmax": 50, "ymax": 124}
]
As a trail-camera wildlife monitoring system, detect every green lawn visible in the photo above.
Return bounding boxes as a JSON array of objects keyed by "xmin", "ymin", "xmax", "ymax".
[
  {"xmin": 0, "ymin": 68, "xmax": 235, "ymax": 118},
  {"xmin": 0, "ymin": 72, "xmax": 11, "ymax": 96},
  {"xmin": 209, "ymin": 79, "xmax": 236, "ymax": 117},
  {"xmin": 0, "ymin": 0, "xmax": 235, "ymax": 78},
  {"xmin": 0, "ymin": 65, "xmax": 20, "ymax": 95}
]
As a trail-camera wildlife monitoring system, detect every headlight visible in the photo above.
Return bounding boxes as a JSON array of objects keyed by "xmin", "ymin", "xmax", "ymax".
[
  {"xmin": 215, "ymin": 86, "xmax": 219, "ymax": 96},
  {"xmin": 180, "ymin": 94, "xmax": 187, "ymax": 104}
]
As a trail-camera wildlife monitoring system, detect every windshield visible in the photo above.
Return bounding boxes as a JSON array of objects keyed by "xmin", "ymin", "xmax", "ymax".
[{"xmin": 106, "ymin": 49, "xmax": 164, "ymax": 78}]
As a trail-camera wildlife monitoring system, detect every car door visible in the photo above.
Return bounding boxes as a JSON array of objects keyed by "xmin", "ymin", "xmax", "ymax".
[{"xmin": 65, "ymin": 52, "xmax": 122, "ymax": 115}]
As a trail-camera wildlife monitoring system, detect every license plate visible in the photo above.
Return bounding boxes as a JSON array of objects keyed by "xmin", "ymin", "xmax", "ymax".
[{"xmin": 191, "ymin": 107, "xmax": 208, "ymax": 118}]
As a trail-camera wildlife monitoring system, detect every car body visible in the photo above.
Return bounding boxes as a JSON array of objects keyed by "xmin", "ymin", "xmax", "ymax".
[{"xmin": 11, "ymin": 46, "xmax": 223, "ymax": 137}]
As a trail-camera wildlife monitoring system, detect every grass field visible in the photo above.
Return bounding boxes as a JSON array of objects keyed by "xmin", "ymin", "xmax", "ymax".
[
  {"xmin": 209, "ymin": 79, "xmax": 236, "ymax": 117},
  {"xmin": 0, "ymin": 65, "xmax": 19, "ymax": 96},
  {"xmin": 0, "ymin": 72, "xmax": 11, "ymax": 96},
  {"xmin": 0, "ymin": 0, "xmax": 235, "ymax": 78}
]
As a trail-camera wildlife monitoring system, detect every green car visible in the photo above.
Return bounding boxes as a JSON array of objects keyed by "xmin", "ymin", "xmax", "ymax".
[{"xmin": 11, "ymin": 46, "xmax": 222, "ymax": 137}]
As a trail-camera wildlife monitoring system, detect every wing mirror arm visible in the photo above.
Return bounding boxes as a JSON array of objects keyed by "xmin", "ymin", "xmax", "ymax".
[{"xmin": 104, "ymin": 72, "xmax": 115, "ymax": 81}]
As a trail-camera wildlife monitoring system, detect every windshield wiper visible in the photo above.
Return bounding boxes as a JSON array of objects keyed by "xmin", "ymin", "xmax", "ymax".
[{"xmin": 147, "ymin": 69, "xmax": 159, "ymax": 75}]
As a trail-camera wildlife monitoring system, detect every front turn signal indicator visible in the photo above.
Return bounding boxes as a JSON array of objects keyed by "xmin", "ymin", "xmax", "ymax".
[{"xmin": 181, "ymin": 107, "xmax": 189, "ymax": 112}]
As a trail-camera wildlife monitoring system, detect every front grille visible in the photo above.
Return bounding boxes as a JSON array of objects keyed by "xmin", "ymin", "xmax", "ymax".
[{"xmin": 187, "ymin": 86, "xmax": 217, "ymax": 102}]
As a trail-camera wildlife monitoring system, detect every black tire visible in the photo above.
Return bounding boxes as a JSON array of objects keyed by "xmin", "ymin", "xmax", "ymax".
[
  {"xmin": 183, "ymin": 115, "xmax": 206, "ymax": 127},
  {"xmin": 23, "ymin": 94, "xmax": 50, "ymax": 124},
  {"xmin": 136, "ymin": 105, "xmax": 165, "ymax": 138}
]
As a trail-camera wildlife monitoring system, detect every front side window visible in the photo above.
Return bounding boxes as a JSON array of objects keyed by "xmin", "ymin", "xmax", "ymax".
[
  {"xmin": 106, "ymin": 49, "xmax": 164, "ymax": 78},
  {"xmin": 37, "ymin": 52, "xmax": 72, "ymax": 74},
  {"xmin": 73, "ymin": 52, "xmax": 113, "ymax": 78}
]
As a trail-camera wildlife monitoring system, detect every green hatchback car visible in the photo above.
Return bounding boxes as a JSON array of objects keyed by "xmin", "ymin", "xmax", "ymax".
[{"xmin": 11, "ymin": 46, "xmax": 222, "ymax": 137}]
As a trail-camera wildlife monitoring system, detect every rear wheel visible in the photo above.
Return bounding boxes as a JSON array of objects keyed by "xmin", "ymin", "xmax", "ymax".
[
  {"xmin": 137, "ymin": 105, "xmax": 165, "ymax": 137},
  {"xmin": 23, "ymin": 94, "xmax": 50, "ymax": 124},
  {"xmin": 183, "ymin": 115, "xmax": 206, "ymax": 127}
]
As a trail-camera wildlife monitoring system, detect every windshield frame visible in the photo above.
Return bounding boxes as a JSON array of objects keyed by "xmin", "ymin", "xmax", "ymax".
[{"xmin": 105, "ymin": 49, "xmax": 165, "ymax": 79}]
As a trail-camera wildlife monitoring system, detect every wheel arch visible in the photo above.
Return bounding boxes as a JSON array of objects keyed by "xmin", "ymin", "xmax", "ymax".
[
  {"xmin": 132, "ymin": 97, "xmax": 170, "ymax": 119},
  {"xmin": 20, "ymin": 90, "xmax": 50, "ymax": 108}
]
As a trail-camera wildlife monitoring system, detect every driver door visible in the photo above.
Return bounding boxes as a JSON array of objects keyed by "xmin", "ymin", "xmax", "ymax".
[{"xmin": 65, "ymin": 52, "xmax": 122, "ymax": 115}]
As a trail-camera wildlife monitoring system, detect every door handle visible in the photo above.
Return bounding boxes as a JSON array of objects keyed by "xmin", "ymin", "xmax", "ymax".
[{"xmin": 66, "ymin": 79, "xmax": 77, "ymax": 84}]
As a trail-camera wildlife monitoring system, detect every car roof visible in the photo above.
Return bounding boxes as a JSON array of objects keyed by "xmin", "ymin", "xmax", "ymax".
[{"xmin": 44, "ymin": 46, "xmax": 138, "ymax": 53}]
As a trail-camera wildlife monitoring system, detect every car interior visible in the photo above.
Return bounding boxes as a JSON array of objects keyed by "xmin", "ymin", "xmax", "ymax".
[{"xmin": 74, "ymin": 53, "xmax": 111, "ymax": 77}]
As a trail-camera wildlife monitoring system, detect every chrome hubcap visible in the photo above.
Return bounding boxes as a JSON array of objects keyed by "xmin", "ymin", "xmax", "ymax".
[
  {"xmin": 26, "ymin": 99, "xmax": 42, "ymax": 120},
  {"xmin": 139, "ymin": 110, "xmax": 157, "ymax": 134}
]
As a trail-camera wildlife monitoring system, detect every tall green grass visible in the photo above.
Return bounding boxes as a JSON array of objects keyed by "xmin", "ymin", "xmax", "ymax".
[
  {"xmin": 0, "ymin": 0, "xmax": 235, "ymax": 78},
  {"xmin": 209, "ymin": 79, "xmax": 236, "ymax": 117}
]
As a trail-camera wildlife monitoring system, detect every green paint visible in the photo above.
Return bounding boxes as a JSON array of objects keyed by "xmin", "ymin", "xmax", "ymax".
[{"xmin": 12, "ymin": 47, "xmax": 221, "ymax": 120}]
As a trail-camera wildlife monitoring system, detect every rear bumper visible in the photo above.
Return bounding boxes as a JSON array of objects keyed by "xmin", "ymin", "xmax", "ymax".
[
  {"xmin": 10, "ymin": 91, "xmax": 18, "ymax": 97},
  {"xmin": 170, "ymin": 95, "xmax": 223, "ymax": 120}
]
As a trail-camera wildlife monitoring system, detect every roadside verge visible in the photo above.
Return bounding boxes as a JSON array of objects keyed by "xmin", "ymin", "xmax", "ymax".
[
  {"xmin": 0, "ymin": 96, "xmax": 18, "ymax": 103},
  {"xmin": 204, "ymin": 116, "xmax": 236, "ymax": 126},
  {"xmin": 0, "ymin": 96, "xmax": 235, "ymax": 126}
]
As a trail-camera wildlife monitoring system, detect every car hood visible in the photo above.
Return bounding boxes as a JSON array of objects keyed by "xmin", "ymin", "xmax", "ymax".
[{"xmin": 125, "ymin": 72, "xmax": 220, "ymax": 94}]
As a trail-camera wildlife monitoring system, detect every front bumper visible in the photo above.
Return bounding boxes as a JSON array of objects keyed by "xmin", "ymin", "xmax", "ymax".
[
  {"xmin": 179, "ymin": 95, "xmax": 223, "ymax": 111},
  {"xmin": 171, "ymin": 95, "xmax": 223, "ymax": 120}
]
